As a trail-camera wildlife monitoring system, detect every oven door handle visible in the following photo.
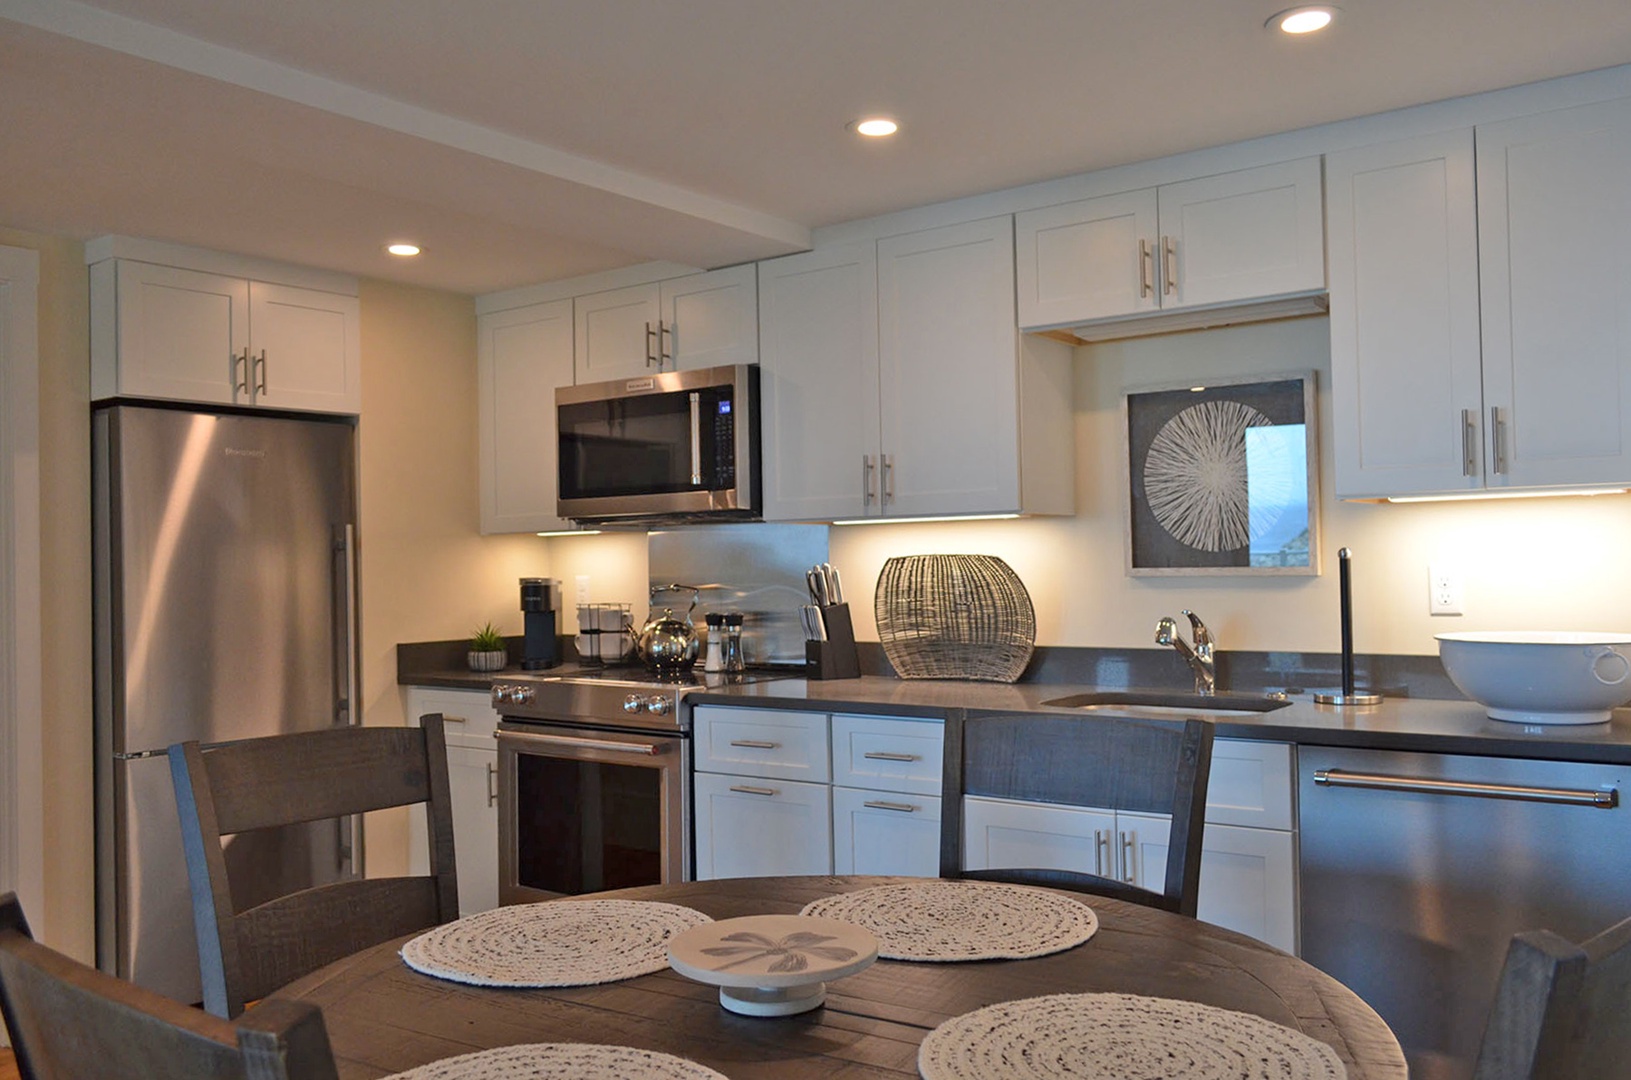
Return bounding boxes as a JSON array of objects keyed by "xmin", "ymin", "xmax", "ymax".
[{"xmin": 501, "ymin": 729, "xmax": 664, "ymax": 756}]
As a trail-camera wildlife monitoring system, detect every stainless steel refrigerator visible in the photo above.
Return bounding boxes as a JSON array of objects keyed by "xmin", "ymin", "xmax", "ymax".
[{"xmin": 93, "ymin": 403, "xmax": 361, "ymax": 1002}]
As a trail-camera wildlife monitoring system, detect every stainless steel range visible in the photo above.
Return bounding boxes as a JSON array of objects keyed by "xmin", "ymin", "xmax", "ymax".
[{"xmin": 491, "ymin": 667, "xmax": 787, "ymax": 904}]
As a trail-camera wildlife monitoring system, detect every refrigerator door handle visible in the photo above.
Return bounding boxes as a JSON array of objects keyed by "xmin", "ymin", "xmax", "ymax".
[{"xmin": 335, "ymin": 523, "xmax": 360, "ymax": 726}]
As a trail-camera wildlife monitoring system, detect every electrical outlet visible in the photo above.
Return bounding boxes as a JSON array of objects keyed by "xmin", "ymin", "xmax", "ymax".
[
  {"xmin": 1429, "ymin": 563, "xmax": 1463, "ymax": 616},
  {"xmin": 575, "ymin": 574, "xmax": 591, "ymax": 606}
]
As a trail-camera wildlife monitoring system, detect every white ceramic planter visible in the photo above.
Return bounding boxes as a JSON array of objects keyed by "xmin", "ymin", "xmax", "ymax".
[
  {"xmin": 1437, "ymin": 631, "xmax": 1631, "ymax": 724},
  {"xmin": 467, "ymin": 649, "xmax": 507, "ymax": 672}
]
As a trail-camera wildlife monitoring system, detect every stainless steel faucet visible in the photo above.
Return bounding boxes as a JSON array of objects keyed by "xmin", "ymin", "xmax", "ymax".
[{"xmin": 1155, "ymin": 609, "xmax": 1216, "ymax": 695}]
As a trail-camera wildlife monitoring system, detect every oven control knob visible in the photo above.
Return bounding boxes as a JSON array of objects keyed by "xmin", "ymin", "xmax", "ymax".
[
  {"xmin": 646, "ymin": 696, "xmax": 672, "ymax": 716},
  {"xmin": 623, "ymin": 694, "xmax": 645, "ymax": 714},
  {"xmin": 493, "ymin": 684, "xmax": 534, "ymax": 706}
]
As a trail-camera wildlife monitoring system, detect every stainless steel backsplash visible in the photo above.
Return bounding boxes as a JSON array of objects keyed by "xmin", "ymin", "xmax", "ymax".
[{"xmin": 648, "ymin": 523, "xmax": 828, "ymax": 666}]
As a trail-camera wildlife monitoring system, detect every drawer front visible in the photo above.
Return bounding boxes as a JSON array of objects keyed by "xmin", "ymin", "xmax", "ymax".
[
  {"xmin": 1206, "ymin": 740, "xmax": 1294, "ymax": 830},
  {"xmin": 405, "ymin": 687, "xmax": 501, "ymax": 749},
  {"xmin": 831, "ymin": 714, "xmax": 944, "ymax": 795},
  {"xmin": 692, "ymin": 706, "xmax": 830, "ymax": 782},
  {"xmin": 693, "ymin": 771, "xmax": 833, "ymax": 879}
]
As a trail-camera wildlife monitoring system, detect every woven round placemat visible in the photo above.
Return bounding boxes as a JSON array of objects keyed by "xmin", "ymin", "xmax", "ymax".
[
  {"xmin": 400, "ymin": 900, "xmax": 712, "ymax": 987},
  {"xmin": 385, "ymin": 1043, "xmax": 729, "ymax": 1080},
  {"xmin": 798, "ymin": 880, "xmax": 1097, "ymax": 961},
  {"xmin": 917, "ymin": 992, "xmax": 1347, "ymax": 1080}
]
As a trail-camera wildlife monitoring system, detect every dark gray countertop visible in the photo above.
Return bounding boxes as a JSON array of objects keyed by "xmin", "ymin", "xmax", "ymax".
[{"xmin": 397, "ymin": 646, "xmax": 1631, "ymax": 765}]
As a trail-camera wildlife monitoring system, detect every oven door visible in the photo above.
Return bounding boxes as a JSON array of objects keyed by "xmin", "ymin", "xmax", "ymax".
[{"xmin": 497, "ymin": 722, "xmax": 689, "ymax": 905}]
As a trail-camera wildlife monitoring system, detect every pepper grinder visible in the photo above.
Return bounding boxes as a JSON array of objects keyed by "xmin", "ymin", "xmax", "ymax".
[
  {"xmin": 721, "ymin": 612, "xmax": 745, "ymax": 676},
  {"xmin": 1314, "ymin": 548, "xmax": 1382, "ymax": 706}
]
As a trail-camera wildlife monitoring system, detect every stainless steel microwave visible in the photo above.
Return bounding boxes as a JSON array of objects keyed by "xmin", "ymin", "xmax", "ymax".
[{"xmin": 556, "ymin": 363, "xmax": 760, "ymax": 524}]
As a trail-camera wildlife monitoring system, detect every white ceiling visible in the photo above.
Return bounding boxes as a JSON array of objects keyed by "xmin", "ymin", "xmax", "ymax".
[{"xmin": 3, "ymin": 0, "xmax": 1631, "ymax": 295}]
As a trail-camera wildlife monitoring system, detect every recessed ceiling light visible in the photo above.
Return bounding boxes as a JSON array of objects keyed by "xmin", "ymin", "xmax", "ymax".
[
  {"xmin": 1268, "ymin": 5, "xmax": 1336, "ymax": 34},
  {"xmin": 852, "ymin": 117, "xmax": 899, "ymax": 138},
  {"xmin": 386, "ymin": 242, "xmax": 421, "ymax": 257}
]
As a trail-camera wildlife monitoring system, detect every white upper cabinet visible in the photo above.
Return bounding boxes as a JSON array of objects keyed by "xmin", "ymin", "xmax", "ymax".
[
  {"xmin": 1477, "ymin": 96, "xmax": 1631, "ymax": 491},
  {"xmin": 478, "ymin": 299, "xmax": 576, "ymax": 533},
  {"xmin": 757, "ymin": 241, "xmax": 881, "ymax": 522},
  {"xmin": 573, "ymin": 265, "xmax": 757, "ymax": 383},
  {"xmin": 1327, "ymin": 130, "xmax": 1485, "ymax": 498},
  {"xmin": 1328, "ymin": 96, "xmax": 1631, "ymax": 499},
  {"xmin": 1016, "ymin": 157, "xmax": 1326, "ymax": 335},
  {"xmin": 91, "ymin": 257, "xmax": 360, "ymax": 414}
]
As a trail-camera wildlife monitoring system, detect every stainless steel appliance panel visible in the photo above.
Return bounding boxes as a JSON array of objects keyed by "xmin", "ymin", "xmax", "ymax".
[
  {"xmin": 93, "ymin": 403, "xmax": 360, "ymax": 1002},
  {"xmin": 1298, "ymin": 746, "xmax": 1630, "ymax": 1080}
]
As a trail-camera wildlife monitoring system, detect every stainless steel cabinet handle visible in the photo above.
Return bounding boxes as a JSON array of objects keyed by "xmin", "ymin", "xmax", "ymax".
[
  {"xmin": 1313, "ymin": 768, "xmax": 1618, "ymax": 808},
  {"xmin": 658, "ymin": 320, "xmax": 673, "ymax": 368},
  {"xmin": 1162, "ymin": 235, "xmax": 1177, "ymax": 296},
  {"xmin": 1139, "ymin": 239, "xmax": 1154, "ymax": 298},
  {"xmin": 863, "ymin": 751, "xmax": 920, "ymax": 762},
  {"xmin": 644, "ymin": 321, "xmax": 657, "ymax": 367},
  {"xmin": 1490, "ymin": 406, "xmax": 1508, "ymax": 475},
  {"xmin": 440, "ymin": 713, "xmax": 467, "ymax": 724},
  {"xmin": 486, "ymin": 762, "xmax": 497, "ymax": 807},
  {"xmin": 729, "ymin": 784, "xmax": 778, "ymax": 797},
  {"xmin": 253, "ymin": 349, "xmax": 267, "ymax": 397},
  {"xmin": 232, "ymin": 347, "xmax": 251, "ymax": 398},
  {"xmin": 1120, "ymin": 831, "xmax": 1136, "ymax": 883},
  {"xmin": 688, "ymin": 391, "xmax": 702, "ymax": 485},
  {"xmin": 1093, "ymin": 829, "xmax": 1109, "ymax": 877},
  {"xmin": 862, "ymin": 800, "xmax": 918, "ymax": 813},
  {"xmin": 881, "ymin": 453, "xmax": 894, "ymax": 505},
  {"xmin": 863, "ymin": 454, "xmax": 877, "ymax": 506},
  {"xmin": 729, "ymin": 739, "xmax": 780, "ymax": 749},
  {"xmin": 1461, "ymin": 408, "xmax": 1478, "ymax": 477}
]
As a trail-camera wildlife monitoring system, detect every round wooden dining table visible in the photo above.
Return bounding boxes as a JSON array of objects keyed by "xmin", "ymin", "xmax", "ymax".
[{"xmin": 278, "ymin": 875, "xmax": 1407, "ymax": 1079}]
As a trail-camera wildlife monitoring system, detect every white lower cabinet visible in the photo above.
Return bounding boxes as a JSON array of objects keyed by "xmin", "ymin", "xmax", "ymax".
[
  {"xmin": 405, "ymin": 687, "xmax": 500, "ymax": 916},
  {"xmin": 832, "ymin": 787, "xmax": 942, "ymax": 876},
  {"xmin": 692, "ymin": 772, "xmax": 832, "ymax": 879}
]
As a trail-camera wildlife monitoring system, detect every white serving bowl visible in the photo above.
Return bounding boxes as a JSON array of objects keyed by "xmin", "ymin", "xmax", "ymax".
[{"xmin": 1436, "ymin": 631, "xmax": 1631, "ymax": 725}]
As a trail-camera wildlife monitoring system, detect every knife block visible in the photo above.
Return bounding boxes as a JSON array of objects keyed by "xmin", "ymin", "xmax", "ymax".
[{"xmin": 805, "ymin": 602, "xmax": 861, "ymax": 680}]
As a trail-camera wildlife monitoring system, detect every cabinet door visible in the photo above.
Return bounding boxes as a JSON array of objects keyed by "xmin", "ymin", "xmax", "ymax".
[
  {"xmin": 661, "ymin": 264, "xmax": 758, "ymax": 371},
  {"xmin": 961, "ymin": 795, "xmax": 1117, "ymax": 878},
  {"xmin": 104, "ymin": 261, "xmax": 248, "ymax": 405},
  {"xmin": 692, "ymin": 772, "xmax": 832, "ymax": 880},
  {"xmin": 832, "ymin": 787, "xmax": 941, "ymax": 877},
  {"xmin": 877, "ymin": 216, "xmax": 1022, "ymax": 517},
  {"xmin": 444, "ymin": 745, "xmax": 499, "ymax": 915},
  {"xmin": 1140, "ymin": 822, "xmax": 1297, "ymax": 954},
  {"xmin": 478, "ymin": 300, "xmax": 576, "ymax": 533},
  {"xmin": 1113, "ymin": 809, "xmax": 1173, "ymax": 896},
  {"xmin": 573, "ymin": 283, "xmax": 661, "ymax": 383},
  {"xmin": 1156, "ymin": 157, "xmax": 1325, "ymax": 311},
  {"xmin": 1327, "ymin": 130, "xmax": 1484, "ymax": 499},
  {"xmin": 1478, "ymin": 96, "xmax": 1631, "ymax": 490},
  {"xmin": 1015, "ymin": 189, "xmax": 1159, "ymax": 328},
  {"xmin": 757, "ymin": 242, "xmax": 881, "ymax": 521},
  {"xmin": 247, "ymin": 282, "xmax": 361, "ymax": 414}
]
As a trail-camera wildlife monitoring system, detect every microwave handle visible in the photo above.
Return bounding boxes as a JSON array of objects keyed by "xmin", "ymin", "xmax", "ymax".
[{"xmin": 689, "ymin": 391, "xmax": 702, "ymax": 485}]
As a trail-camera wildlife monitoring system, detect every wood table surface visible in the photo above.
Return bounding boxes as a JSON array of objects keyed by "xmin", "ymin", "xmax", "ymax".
[{"xmin": 277, "ymin": 875, "xmax": 1407, "ymax": 1079}]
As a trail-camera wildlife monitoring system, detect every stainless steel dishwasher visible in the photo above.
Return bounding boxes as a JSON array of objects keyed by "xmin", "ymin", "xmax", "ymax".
[{"xmin": 1298, "ymin": 746, "xmax": 1629, "ymax": 1080}]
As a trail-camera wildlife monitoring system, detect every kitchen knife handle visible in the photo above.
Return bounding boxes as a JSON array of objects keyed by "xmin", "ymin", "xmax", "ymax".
[
  {"xmin": 644, "ymin": 321, "xmax": 657, "ymax": 367},
  {"xmin": 863, "ymin": 454, "xmax": 877, "ymax": 505},
  {"xmin": 1490, "ymin": 406, "xmax": 1508, "ymax": 475},
  {"xmin": 1162, "ymin": 235, "xmax": 1177, "ymax": 296},
  {"xmin": 1139, "ymin": 239, "xmax": 1153, "ymax": 298},
  {"xmin": 1461, "ymin": 409, "xmax": 1478, "ymax": 477}
]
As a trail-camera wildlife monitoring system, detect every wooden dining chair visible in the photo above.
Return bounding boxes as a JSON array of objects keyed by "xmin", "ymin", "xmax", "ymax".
[
  {"xmin": 1471, "ymin": 913, "xmax": 1631, "ymax": 1080},
  {"xmin": 939, "ymin": 709, "xmax": 1214, "ymax": 916},
  {"xmin": 169, "ymin": 714, "xmax": 459, "ymax": 1018},
  {"xmin": 0, "ymin": 892, "xmax": 339, "ymax": 1080}
]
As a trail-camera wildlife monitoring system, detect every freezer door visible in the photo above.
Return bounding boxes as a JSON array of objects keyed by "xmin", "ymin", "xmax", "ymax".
[
  {"xmin": 112, "ymin": 754, "xmax": 352, "ymax": 1003},
  {"xmin": 103, "ymin": 406, "xmax": 357, "ymax": 752}
]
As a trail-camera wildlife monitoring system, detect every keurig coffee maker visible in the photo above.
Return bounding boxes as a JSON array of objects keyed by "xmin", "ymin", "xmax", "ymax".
[{"xmin": 520, "ymin": 577, "xmax": 560, "ymax": 670}]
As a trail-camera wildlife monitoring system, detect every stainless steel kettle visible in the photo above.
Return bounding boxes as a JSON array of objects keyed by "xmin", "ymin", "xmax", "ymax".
[{"xmin": 635, "ymin": 584, "xmax": 701, "ymax": 673}]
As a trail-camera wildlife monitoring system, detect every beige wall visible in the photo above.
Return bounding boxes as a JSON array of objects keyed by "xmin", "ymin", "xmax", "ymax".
[
  {"xmin": 354, "ymin": 279, "xmax": 549, "ymax": 875},
  {"xmin": 2, "ymin": 226, "xmax": 92, "ymax": 960},
  {"xmin": 831, "ymin": 316, "xmax": 1631, "ymax": 656}
]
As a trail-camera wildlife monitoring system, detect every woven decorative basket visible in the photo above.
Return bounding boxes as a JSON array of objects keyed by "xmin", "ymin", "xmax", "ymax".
[{"xmin": 874, "ymin": 555, "xmax": 1035, "ymax": 682}]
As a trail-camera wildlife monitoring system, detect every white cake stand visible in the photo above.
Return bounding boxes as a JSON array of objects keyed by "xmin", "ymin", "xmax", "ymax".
[{"xmin": 667, "ymin": 914, "xmax": 878, "ymax": 1017}]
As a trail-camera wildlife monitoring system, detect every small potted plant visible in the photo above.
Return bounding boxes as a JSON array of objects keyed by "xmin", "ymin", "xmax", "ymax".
[{"xmin": 467, "ymin": 622, "xmax": 508, "ymax": 672}]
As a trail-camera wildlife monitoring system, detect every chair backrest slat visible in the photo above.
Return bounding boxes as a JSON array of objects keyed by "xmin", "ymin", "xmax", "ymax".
[
  {"xmin": 0, "ymin": 893, "xmax": 337, "ymax": 1080},
  {"xmin": 170, "ymin": 715, "xmax": 459, "ymax": 1018}
]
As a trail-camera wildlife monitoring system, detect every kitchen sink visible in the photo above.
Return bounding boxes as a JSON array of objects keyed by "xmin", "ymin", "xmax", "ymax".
[{"xmin": 1038, "ymin": 691, "xmax": 1293, "ymax": 719}]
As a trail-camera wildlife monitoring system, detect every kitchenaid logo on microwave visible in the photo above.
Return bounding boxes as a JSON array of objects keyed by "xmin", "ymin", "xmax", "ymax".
[
  {"xmin": 625, "ymin": 377, "xmax": 656, "ymax": 392},
  {"xmin": 223, "ymin": 447, "xmax": 267, "ymax": 460}
]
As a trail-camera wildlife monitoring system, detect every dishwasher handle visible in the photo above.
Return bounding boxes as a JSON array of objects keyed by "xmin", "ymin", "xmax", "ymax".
[{"xmin": 1314, "ymin": 768, "xmax": 1618, "ymax": 808}]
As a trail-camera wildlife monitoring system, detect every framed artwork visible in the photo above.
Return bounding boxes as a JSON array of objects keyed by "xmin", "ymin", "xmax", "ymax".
[{"xmin": 1123, "ymin": 372, "xmax": 1320, "ymax": 576}]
